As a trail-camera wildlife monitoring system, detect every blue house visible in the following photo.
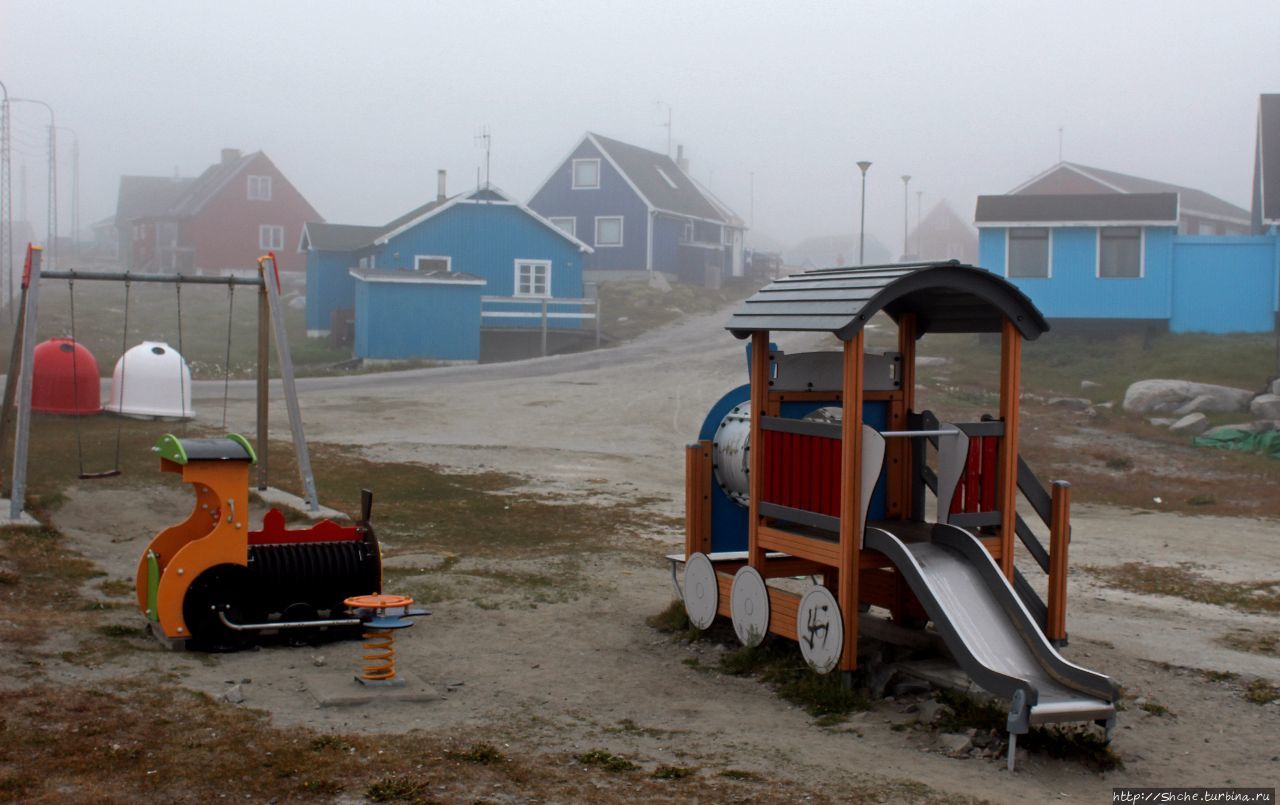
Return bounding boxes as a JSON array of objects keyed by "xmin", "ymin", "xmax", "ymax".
[
  {"xmin": 300, "ymin": 182, "xmax": 592, "ymax": 361},
  {"xmin": 527, "ymin": 132, "xmax": 746, "ymax": 283},
  {"xmin": 975, "ymin": 160, "xmax": 1280, "ymax": 334}
]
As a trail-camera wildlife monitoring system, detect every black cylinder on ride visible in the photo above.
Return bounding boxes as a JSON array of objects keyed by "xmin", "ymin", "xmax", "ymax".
[{"xmin": 245, "ymin": 540, "xmax": 380, "ymax": 617}]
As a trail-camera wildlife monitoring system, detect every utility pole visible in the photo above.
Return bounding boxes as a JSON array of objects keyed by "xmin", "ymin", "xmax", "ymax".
[
  {"xmin": 900, "ymin": 175, "xmax": 911, "ymax": 261},
  {"xmin": 749, "ymin": 171, "xmax": 755, "ymax": 230},
  {"xmin": 856, "ymin": 161, "xmax": 872, "ymax": 265},
  {"xmin": 13, "ymin": 99, "xmax": 55, "ymax": 271},
  {"xmin": 916, "ymin": 190, "xmax": 923, "ymax": 256},
  {"xmin": 1058, "ymin": 127, "xmax": 1064, "ymax": 163},
  {"xmin": 656, "ymin": 101, "xmax": 672, "ymax": 157},
  {"xmin": 475, "ymin": 126, "xmax": 491, "ymax": 188}
]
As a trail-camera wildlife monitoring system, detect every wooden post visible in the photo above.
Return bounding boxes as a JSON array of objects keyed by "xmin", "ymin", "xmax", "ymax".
[
  {"xmin": 748, "ymin": 331, "xmax": 769, "ymax": 568},
  {"xmin": 684, "ymin": 440, "xmax": 713, "ymax": 557},
  {"xmin": 837, "ymin": 331, "xmax": 865, "ymax": 672},
  {"xmin": 256, "ymin": 269, "xmax": 269, "ymax": 491},
  {"xmin": 1046, "ymin": 480, "xmax": 1071, "ymax": 643},
  {"xmin": 8, "ymin": 246, "xmax": 40, "ymax": 520},
  {"xmin": 540, "ymin": 298, "xmax": 548, "ymax": 357},
  {"xmin": 997, "ymin": 317, "xmax": 1022, "ymax": 580},
  {"xmin": 887, "ymin": 312, "xmax": 916, "ymax": 518}
]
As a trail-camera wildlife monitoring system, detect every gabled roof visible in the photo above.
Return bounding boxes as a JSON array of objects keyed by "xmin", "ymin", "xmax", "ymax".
[
  {"xmin": 1256, "ymin": 94, "xmax": 1280, "ymax": 226},
  {"xmin": 373, "ymin": 185, "xmax": 593, "ymax": 252},
  {"xmin": 975, "ymin": 192, "xmax": 1180, "ymax": 226},
  {"xmin": 299, "ymin": 222, "xmax": 384, "ymax": 252},
  {"xmin": 348, "ymin": 267, "xmax": 486, "ymax": 285},
  {"xmin": 1010, "ymin": 161, "xmax": 1248, "ymax": 224},
  {"xmin": 726, "ymin": 261, "xmax": 1049, "ymax": 341},
  {"xmin": 115, "ymin": 176, "xmax": 193, "ymax": 226},
  {"xmin": 583, "ymin": 133, "xmax": 739, "ymax": 225},
  {"xmin": 168, "ymin": 151, "xmax": 260, "ymax": 217}
]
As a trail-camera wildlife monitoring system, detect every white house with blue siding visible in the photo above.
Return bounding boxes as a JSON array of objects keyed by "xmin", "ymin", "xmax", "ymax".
[
  {"xmin": 975, "ymin": 160, "xmax": 1280, "ymax": 334},
  {"xmin": 301, "ymin": 182, "xmax": 592, "ymax": 361},
  {"xmin": 528, "ymin": 132, "xmax": 746, "ymax": 283}
]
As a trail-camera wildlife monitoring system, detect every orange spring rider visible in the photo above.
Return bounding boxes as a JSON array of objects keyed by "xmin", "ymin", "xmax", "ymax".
[{"xmin": 343, "ymin": 594, "xmax": 428, "ymax": 683}]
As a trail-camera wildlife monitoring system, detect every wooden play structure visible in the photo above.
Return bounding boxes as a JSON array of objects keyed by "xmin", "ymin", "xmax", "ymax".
[
  {"xmin": 677, "ymin": 261, "xmax": 1117, "ymax": 767},
  {"xmin": 138, "ymin": 433, "xmax": 382, "ymax": 650}
]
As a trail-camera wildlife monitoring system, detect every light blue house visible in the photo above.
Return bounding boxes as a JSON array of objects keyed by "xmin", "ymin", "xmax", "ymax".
[
  {"xmin": 527, "ymin": 132, "xmax": 746, "ymax": 283},
  {"xmin": 975, "ymin": 161, "xmax": 1279, "ymax": 334},
  {"xmin": 301, "ymin": 183, "xmax": 592, "ymax": 360}
]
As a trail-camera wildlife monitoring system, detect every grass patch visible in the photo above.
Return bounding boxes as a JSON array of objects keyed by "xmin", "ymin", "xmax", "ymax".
[
  {"xmin": 646, "ymin": 599, "xmax": 701, "ymax": 642},
  {"xmin": 597, "ymin": 278, "xmax": 758, "ymax": 342},
  {"xmin": 575, "ymin": 749, "xmax": 638, "ymax": 772},
  {"xmin": 1139, "ymin": 700, "xmax": 1172, "ymax": 717},
  {"xmin": 445, "ymin": 742, "xmax": 505, "ymax": 764},
  {"xmin": 718, "ymin": 769, "xmax": 763, "ymax": 782},
  {"xmin": 0, "ymin": 527, "xmax": 101, "ymax": 648},
  {"xmin": 95, "ymin": 624, "xmax": 145, "ymax": 639},
  {"xmin": 652, "ymin": 764, "xmax": 695, "ymax": 780},
  {"xmin": 1216, "ymin": 628, "xmax": 1280, "ymax": 657},
  {"xmin": 717, "ymin": 640, "xmax": 870, "ymax": 722},
  {"xmin": 1244, "ymin": 679, "xmax": 1279, "ymax": 705},
  {"xmin": 1085, "ymin": 562, "xmax": 1280, "ymax": 614},
  {"xmin": 1187, "ymin": 494, "xmax": 1216, "ymax": 506},
  {"xmin": 365, "ymin": 775, "xmax": 428, "ymax": 802}
]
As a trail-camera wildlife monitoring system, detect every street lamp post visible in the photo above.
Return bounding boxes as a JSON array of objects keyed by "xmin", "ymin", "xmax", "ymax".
[
  {"xmin": 901, "ymin": 175, "xmax": 912, "ymax": 261},
  {"xmin": 856, "ymin": 161, "xmax": 872, "ymax": 265}
]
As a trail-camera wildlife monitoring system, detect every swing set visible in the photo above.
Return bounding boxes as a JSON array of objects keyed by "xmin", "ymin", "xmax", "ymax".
[{"xmin": 1, "ymin": 244, "xmax": 320, "ymax": 522}]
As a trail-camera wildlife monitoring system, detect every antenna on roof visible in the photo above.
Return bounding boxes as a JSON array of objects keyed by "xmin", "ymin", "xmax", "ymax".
[
  {"xmin": 474, "ymin": 126, "xmax": 491, "ymax": 188},
  {"xmin": 1058, "ymin": 126, "xmax": 1064, "ymax": 163},
  {"xmin": 655, "ymin": 101, "xmax": 672, "ymax": 157}
]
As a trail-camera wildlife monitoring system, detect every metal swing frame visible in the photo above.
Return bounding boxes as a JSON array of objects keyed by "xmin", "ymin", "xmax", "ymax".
[{"xmin": 2, "ymin": 247, "xmax": 319, "ymax": 519}]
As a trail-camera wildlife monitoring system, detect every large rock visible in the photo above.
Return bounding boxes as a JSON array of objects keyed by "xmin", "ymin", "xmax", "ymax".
[
  {"xmin": 1169, "ymin": 413, "xmax": 1211, "ymax": 436},
  {"xmin": 1271, "ymin": 378, "xmax": 1280, "ymax": 396},
  {"xmin": 1123, "ymin": 380, "xmax": 1253, "ymax": 415},
  {"xmin": 1250, "ymin": 393, "xmax": 1280, "ymax": 420}
]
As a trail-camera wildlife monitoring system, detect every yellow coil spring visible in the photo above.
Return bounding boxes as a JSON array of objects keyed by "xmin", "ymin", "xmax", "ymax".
[{"xmin": 358, "ymin": 628, "xmax": 397, "ymax": 681}]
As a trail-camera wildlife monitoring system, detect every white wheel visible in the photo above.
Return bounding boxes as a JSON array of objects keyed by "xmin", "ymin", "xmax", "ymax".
[
  {"xmin": 796, "ymin": 586, "xmax": 843, "ymax": 674},
  {"xmin": 730, "ymin": 566, "xmax": 770, "ymax": 647},
  {"xmin": 682, "ymin": 552, "xmax": 718, "ymax": 630}
]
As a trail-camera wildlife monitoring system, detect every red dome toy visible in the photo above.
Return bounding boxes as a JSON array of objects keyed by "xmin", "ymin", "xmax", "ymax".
[{"xmin": 31, "ymin": 337, "xmax": 102, "ymax": 415}]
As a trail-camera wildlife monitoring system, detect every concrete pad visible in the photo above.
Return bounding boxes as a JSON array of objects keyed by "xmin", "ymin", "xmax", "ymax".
[
  {"xmin": 304, "ymin": 669, "xmax": 439, "ymax": 707},
  {"xmin": 0, "ymin": 499, "xmax": 42, "ymax": 528},
  {"xmin": 254, "ymin": 487, "xmax": 346, "ymax": 521}
]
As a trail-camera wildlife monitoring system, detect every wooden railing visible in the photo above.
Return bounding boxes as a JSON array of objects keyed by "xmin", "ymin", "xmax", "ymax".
[{"xmin": 479, "ymin": 294, "xmax": 600, "ymax": 355}]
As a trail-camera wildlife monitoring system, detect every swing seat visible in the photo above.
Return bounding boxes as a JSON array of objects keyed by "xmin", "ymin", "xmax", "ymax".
[{"xmin": 78, "ymin": 469, "xmax": 122, "ymax": 480}]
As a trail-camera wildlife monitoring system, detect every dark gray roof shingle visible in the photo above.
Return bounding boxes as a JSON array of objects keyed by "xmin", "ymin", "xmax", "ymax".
[
  {"xmin": 115, "ymin": 176, "xmax": 193, "ymax": 225},
  {"xmin": 589, "ymin": 133, "xmax": 731, "ymax": 223},
  {"xmin": 726, "ymin": 261, "xmax": 1049, "ymax": 341},
  {"xmin": 303, "ymin": 223, "xmax": 384, "ymax": 252},
  {"xmin": 975, "ymin": 193, "xmax": 1179, "ymax": 224},
  {"xmin": 1052, "ymin": 162, "xmax": 1248, "ymax": 223}
]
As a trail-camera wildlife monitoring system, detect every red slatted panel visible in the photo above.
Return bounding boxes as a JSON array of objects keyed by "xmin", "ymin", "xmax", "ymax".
[
  {"xmin": 981, "ymin": 436, "xmax": 999, "ymax": 512},
  {"xmin": 760, "ymin": 430, "xmax": 843, "ymax": 517},
  {"xmin": 963, "ymin": 437, "xmax": 982, "ymax": 513}
]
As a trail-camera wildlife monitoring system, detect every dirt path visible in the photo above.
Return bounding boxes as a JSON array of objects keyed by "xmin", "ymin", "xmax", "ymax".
[{"xmin": 43, "ymin": 309, "xmax": 1280, "ymax": 801}]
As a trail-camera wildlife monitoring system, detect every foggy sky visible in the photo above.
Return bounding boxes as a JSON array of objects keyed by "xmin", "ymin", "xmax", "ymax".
[{"xmin": 2, "ymin": 1, "xmax": 1278, "ymax": 254}]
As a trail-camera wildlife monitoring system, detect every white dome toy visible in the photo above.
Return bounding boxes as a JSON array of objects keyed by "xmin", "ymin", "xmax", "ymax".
[{"xmin": 105, "ymin": 341, "xmax": 195, "ymax": 419}]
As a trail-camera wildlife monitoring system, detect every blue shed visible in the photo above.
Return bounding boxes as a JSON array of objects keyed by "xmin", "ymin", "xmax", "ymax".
[
  {"xmin": 302, "ymin": 183, "xmax": 593, "ymax": 353},
  {"xmin": 350, "ymin": 269, "xmax": 487, "ymax": 362}
]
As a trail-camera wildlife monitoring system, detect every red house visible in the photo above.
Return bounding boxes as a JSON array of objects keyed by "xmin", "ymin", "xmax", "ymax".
[{"xmin": 118, "ymin": 148, "xmax": 321, "ymax": 274}]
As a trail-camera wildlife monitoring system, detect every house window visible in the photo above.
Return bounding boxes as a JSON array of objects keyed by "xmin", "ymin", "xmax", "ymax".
[
  {"xmin": 549, "ymin": 217, "xmax": 576, "ymax": 237},
  {"xmin": 1007, "ymin": 227, "xmax": 1050, "ymax": 278},
  {"xmin": 247, "ymin": 175, "xmax": 272, "ymax": 201},
  {"xmin": 722, "ymin": 226, "xmax": 734, "ymax": 246},
  {"xmin": 572, "ymin": 158, "xmax": 600, "ymax": 189},
  {"xmin": 680, "ymin": 221, "xmax": 694, "ymax": 243},
  {"xmin": 1098, "ymin": 227, "xmax": 1142, "ymax": 278},
  {"xmin": 415, "ymin": 255, "xmax": 450, "ymax": 273},
  {"xmin": 259, "ymin": 225, "xmax": 284, "ymax": 250},
  {"xmin": 595, "ymin": 216, "xmax": 623, "ymax": 247},
  {"xmin": 515, "ymin": 260, "xmax": 551, "ymax": 297}
]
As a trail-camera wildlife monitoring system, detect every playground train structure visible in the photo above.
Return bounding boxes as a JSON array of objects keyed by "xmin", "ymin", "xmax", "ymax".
[
  {"xmin": 136, "ymin": 434, "xmax": 383, "ymax": 651},
  {"xmin": 675, "ymin": 261, "xmax": 1118, "ymax": 769}
]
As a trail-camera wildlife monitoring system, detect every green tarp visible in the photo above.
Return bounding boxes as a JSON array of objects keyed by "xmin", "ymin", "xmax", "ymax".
[{"xmin": 1192, "ymin": 428, "xmax": 1280, "ymax": 459}]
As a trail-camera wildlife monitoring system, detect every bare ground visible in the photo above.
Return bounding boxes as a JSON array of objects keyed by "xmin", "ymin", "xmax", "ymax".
[{"xmin": 4, "ymin": 308, "xmax": 1279, "ymax": 802}]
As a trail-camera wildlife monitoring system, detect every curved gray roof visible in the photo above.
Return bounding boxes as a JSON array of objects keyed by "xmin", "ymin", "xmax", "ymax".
[{"xmin": 726, "ymin": 261, "xmax": 1049, "ymax": 341}]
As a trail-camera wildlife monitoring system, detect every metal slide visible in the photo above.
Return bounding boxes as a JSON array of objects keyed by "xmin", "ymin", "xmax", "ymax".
[{"xmin": 864, "ymin": 522, "xmax": 1118, "ymax": 768}]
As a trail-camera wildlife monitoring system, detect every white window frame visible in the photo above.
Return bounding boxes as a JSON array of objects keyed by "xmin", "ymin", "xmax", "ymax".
[
  {"xmin": 681, "ymin": 220, "xmax": 693, "ymax": 242},
  {"xmin": 1004, "ymin": 227, "xmax": 1052, "ymax": 279},
  {"xmin": 514, "ymin": 259, "xmax": 552, "ymax": 298},
  {"xmin": 259, "ymin": 224, "xmax": 284, "ymax": 250},
  {"xmin": 247, "ymin": 175, "xmax": 272, "ymax": 201},
  {"xmin": 595, "ymin": 215, "xmax": 624, "ymax": 248},
  {"xmin": 414, "ymin": 254, "xmax": 451, "ymax": 272},
  {"xmin": 572, "ymin": 158, "xmax": 600, "ymax": 189},
  {"xmin": 549, "ymin": 217, "xmax": 576, "ymax": 237},
  {"xmin": 1095, "ymin": 227, "xmax": 1145, "ymax": 279}
]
